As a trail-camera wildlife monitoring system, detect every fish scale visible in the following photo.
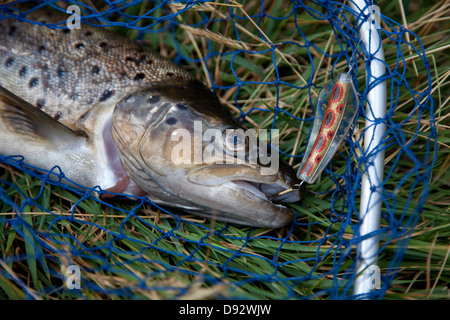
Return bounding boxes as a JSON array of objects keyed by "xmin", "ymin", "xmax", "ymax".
[{"xmin": 0, "ymin": 6, "xmax": 193, "ymax": 128}]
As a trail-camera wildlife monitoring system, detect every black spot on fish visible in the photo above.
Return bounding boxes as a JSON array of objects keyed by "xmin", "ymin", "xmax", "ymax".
[
  {"xmin": 54, "ymin": 111, "xmax": 62, "ymax": 121},
  {"xmin": 148, "ymin": 95, "xmax": 160, "ymax": 104},
  {"xmin": 75, "ymin": 42, "xmax": 85, "ymax": 49},
  {"xmin": 165, "ymin": 117, "xmax": 178, "ymax": 125},
  {"xmin": 99, "ymin": 90, "xmax": 114, "ymax": 102},
  {"xmin": 85, "ymin": 31, "xmax": 92, "ymax": 37},
  {"xmin": 19, "ymin": 66, "xmax": 27, "ymax": 77},
  {"xmin": 38, "ymin": 45, "xmax": 46, "ymax": 54},
  {"xmin": 5, "ymin": 57, "xmax": 14, "ymax": 68},
  {"xmin": 92, "ymin": 65, "xmax": 100, "ymax": 74},
  {"xmin": 62, "ymin": 29, "xmax": 70, "ymax": 34},
  {"xmin": 125, "ymin": 57, "xmax": 135, "ymax": 63},
  {"xmin": 176, "ymin": 103, "xmax": 187, "ymax": 110},
  {"xmin": 135, "ymin": 55, "xmax": 149, "ymax": 66},
  {"xmin": 57, "ymin": 65, "xmax": 65, "ymax": 78},
  {"xmin": 8, "ymin": 26, "xmax": 16, "ymax": 36},
  {"xmin": 133, "ymin": 73, "xmax": 145, "ymax": 81},
  {"xmin": 166, "ymin": 72, "xmax": 175, "ymax": 77},
  {"xmin": 29, "ymin": 77, "xmax": 39, "ymax": 88},
  {"xmin": 36, "ymin": 99, "xmax": 45, "ymax": 109},
  {"xmin": 99, "ymin": 42, "xmax": 108, "ymax": 50}
]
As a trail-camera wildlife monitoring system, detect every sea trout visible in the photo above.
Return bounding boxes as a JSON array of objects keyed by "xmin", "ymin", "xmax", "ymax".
[{"xmin": 0, "ymin": 4, "xmax": 302, "ymax": 228}]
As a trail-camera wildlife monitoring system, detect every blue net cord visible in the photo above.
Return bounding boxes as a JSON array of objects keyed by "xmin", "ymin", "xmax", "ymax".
[{"xmin": 0, "ymin": 0, "xmax": 437, "ymax": 299}]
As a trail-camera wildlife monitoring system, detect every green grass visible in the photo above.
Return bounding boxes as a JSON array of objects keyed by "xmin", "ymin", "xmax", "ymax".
[{"xmin": 0, "ymin": 0, "xmax": 449, "ymax": 300}]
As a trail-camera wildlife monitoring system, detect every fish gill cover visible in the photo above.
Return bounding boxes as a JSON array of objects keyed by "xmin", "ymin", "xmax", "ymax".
[{"xmin": 0, "ymin": 0, "xmax": 439, "ymax": 299}]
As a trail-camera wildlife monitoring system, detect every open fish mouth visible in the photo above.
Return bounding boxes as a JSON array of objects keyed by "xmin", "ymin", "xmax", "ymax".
[
  {"xmin": 194, "ymin": 179, "xmax": 301, "ymax": 228},
  {"xmin": 187, "ymin": 164, "xmax": 301, "ymax": 202},
  {"xmin": 184, "ymin": 164, "xmax": 303, "ymax": 228},
  {"xmin": 232, "ymin": 179, "xmax": 300, "ymax": 203}
]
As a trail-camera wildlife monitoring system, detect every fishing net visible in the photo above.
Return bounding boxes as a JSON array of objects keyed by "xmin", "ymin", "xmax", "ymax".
[{"xmin": 0, "ymin": 0, "xmax": 436, "ymax": 299}]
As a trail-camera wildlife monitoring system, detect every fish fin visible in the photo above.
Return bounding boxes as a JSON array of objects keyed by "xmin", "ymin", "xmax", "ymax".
[
  {"xmin": 0, "ymin": 86, "xmax": 83, "ymax": 145},
  {"xmin": 0, "ymin": 86, "xmax": 124, "ymax": 191}
]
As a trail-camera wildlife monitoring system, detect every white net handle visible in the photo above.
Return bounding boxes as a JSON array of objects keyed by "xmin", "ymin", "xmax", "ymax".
[{"xmin": 349, "ymin": 0, "xmax": 387, "ymax": 297}]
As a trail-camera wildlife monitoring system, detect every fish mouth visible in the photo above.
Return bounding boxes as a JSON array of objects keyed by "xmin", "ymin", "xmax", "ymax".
[
  {"xmin": 188, "ymin": 164, "xmax": 301, "ymax": 201},
  {"xmin": 185, "ymin": 164, "xmax": 302, "ymax": 228}
]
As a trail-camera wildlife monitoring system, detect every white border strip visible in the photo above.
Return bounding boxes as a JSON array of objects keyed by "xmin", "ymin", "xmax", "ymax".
[{"xmin": 349, "ymin": 0, "xmax": 387, "ymax": 297}]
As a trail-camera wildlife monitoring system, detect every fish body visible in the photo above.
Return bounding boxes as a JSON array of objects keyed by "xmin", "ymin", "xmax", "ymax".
[{"xmin": 0, "ymin": 5, "xmax": 301, "ymax": 228}]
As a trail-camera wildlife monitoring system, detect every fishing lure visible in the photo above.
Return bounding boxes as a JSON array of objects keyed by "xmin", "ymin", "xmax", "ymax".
[
  {"xmin": 272, "ymin": 73, "xmax": 359, "ymax": 200},
  {"xmin": 297, "ymin": 72, "xmax": 359, "ymax": 184}
]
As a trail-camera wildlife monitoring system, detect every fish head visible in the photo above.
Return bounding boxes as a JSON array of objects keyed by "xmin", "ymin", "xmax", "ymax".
[{"xmin": 111, "ymin": 80, "xmax": 303, "ymax": 228}]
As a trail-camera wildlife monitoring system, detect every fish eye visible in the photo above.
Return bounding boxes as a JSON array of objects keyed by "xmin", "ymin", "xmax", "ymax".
[
  {"xmin": 223, "ymin": 130, "xmax": 247, "ymax": 152},
  {"xmin": 148, "ymin": 95, "xmax": 160, "ymax": 104}
]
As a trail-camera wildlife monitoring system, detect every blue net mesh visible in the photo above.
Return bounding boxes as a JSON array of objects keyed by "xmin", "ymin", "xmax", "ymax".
[{"xmin": 0, "ymin": 0, "xmax": 436, "ymax": 299}]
